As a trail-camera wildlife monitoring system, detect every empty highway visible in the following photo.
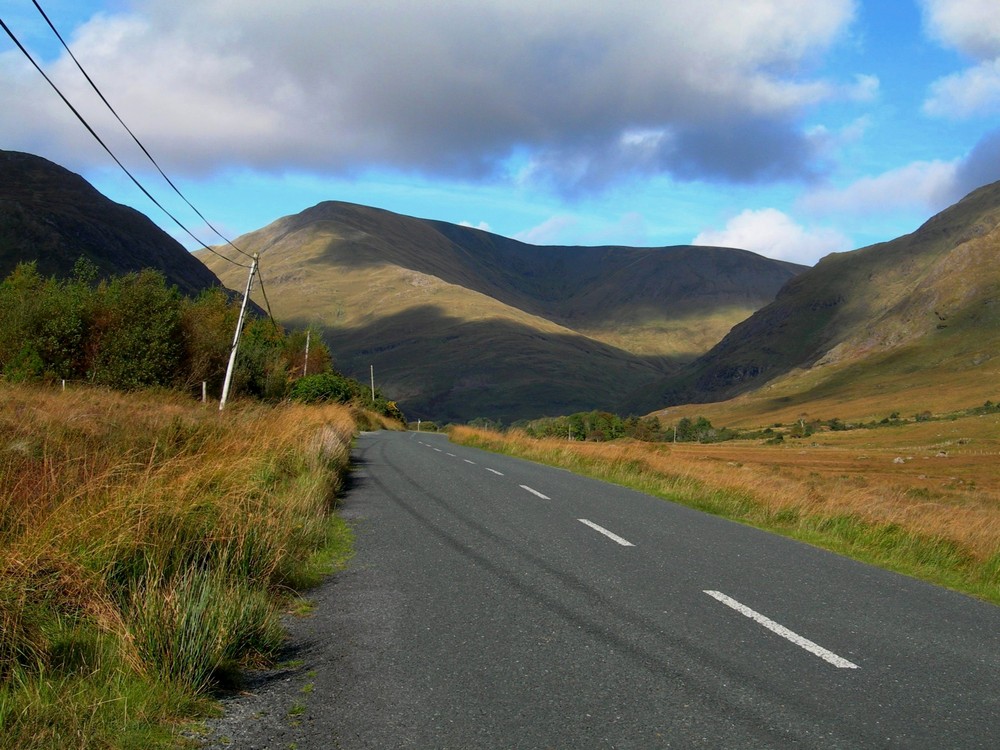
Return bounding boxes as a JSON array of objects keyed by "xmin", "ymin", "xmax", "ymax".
[{"xmin": 206, "ymin": 430, "xmax": 1000, "ymax": 748}]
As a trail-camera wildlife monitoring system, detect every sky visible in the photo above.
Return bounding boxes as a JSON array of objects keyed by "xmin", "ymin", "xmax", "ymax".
[{"xmin": 2, "ymin": 0, "xmax": 1000, "ymax": 266}]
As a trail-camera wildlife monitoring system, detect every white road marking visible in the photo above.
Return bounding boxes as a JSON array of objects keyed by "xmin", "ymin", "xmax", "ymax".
[
  {"xmin": 703, "ymin": 590, "xmax": 859, "ymax": 669},
  {"xmin": 433, "ymin": 448, "xmax": 443, "ymax": 452},
  {"xmin": 464, "ymin": 459, "xmax": 476, "ymax": 465},
  {"xmin": 577, "ymin": 518, "xmax": 635, "ymax": 547},
  {"xmin": 520, "ymin": 485, "xmax": 550, "ymax": 500},
  {"xmin": 446, "ymin": 452, "xmax": 456, "ymax": 457},
  {"xmin": 486, "ymin": 468, "xmax": 504, "ymax": 476}
]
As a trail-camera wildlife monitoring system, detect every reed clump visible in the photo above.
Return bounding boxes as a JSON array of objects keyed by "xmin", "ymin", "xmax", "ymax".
[{"xmin": 0, "ymin": 383, "xmax": 357, "ymax": 748}]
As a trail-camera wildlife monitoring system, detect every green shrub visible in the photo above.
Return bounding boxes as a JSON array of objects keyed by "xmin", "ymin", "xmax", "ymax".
[{"xmin": 289, "ymin": 372, "xmax": 359, "ymax": 404}]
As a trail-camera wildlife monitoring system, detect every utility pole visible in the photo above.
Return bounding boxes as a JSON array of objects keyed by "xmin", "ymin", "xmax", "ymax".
[
  {"xmin": 370, "ymin": 364, "xmax": 376, "ymax": 402},
  {"xmin": 303, "ymin": 329, "xmax": 311, "ymax": 377},
  {"xmin": 219, "ymin": 253, "xmax": 258, "ymax": 411}
]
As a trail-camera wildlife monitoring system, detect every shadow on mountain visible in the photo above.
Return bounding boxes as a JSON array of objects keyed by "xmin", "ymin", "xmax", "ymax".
[
  {"xmin": 272, "ymin": 202, "xmax": 804, "ymax": 330},
  {"xmin": 290, "ymin": 304, "xmax": 683, "ymax": 423},
  {"xmin": 629, "ymin": 177, "xmax": 1000, "ymax": 414},
  {"xmin": 0, "ymin": 150, "xmax": 222, "ymax": 297}
]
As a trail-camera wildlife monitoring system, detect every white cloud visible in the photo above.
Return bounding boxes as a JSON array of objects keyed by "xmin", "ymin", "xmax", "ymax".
[
  {"xmin": 920, "ymin": 0, "xmax": 1000, "ymax": 58},
  {"xmin": 692, "ymin": 208, "xmax": 852, "ymax": 265},
  {"xmin": 923, "ymin": 58, "xmax": 1000, "ymax": 117},
  {"xmin": 459, "ymin": 220, "xmax": 492, "ymax": 232},
  {"xmin": 839, "ymin": 115, "xmax": 873, "ymax": 143},
  {"xmin": 515, "ymin": 215, "xmax": 580, "ymax": 245},
  {"xmin": 846, "ymin": 73, "xmax": 880, "ymax": 102},
  {"xmin": 920, "ymin": 0, "xmax": 1000, "ymax": 117},
  {"xmin": 801, "ymin": 160, "xmax": 960, "ymax": 215},
  {"xmin": 0, "ymin": 0, "xmax": 859, "ymax": 189}
]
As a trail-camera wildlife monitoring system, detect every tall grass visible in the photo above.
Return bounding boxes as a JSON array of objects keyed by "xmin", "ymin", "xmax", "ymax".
[
  {"xmin": 450, "ymin": 426, "xmax": 1000, "ymax": 605},
  {"xmin": 0, "ymin": 384, "xmax": 358, "ymax": 748}
]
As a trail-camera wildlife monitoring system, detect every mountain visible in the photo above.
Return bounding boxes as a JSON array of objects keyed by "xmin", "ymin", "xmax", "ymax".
[
  {"xmin": 641, "ymin": 180, "xmax": 1000, "ymax": 419},
  {"xmin": 199, "ymin": 201, "xmax": 804, "ymax": 422},
  {"xmin": 0, "ymin": 149, "xmax": 223, "ymax": 297}
]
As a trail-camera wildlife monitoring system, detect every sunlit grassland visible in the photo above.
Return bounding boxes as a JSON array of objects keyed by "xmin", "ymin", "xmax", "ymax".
[
  {"xmin": 662, "ymin": 325, "xmax": 1000, "ymax": 429},
  {"xmin": 0, "ymin": 384, "xmax": 363, "ymax": 749},
  {"xmin": 450, "ymin": 420, "xmax": 1000, "ymax": 605}
]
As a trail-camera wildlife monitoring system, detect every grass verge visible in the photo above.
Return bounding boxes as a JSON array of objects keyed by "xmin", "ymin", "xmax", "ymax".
[
  {"xmin": 0, "ymin": 384, "xmax": 359, "ymax": 749},
  {"xmin": 449, "ymin": 426, "xmax": 1000, "ymax": 606}
]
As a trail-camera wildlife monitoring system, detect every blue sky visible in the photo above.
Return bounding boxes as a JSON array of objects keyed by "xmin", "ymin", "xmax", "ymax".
[{"xmin": 3, "ymin": 0, "xmax": 1000, "ymax": 266}]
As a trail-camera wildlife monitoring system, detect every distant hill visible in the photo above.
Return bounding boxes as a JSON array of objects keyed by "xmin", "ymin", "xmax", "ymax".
[
  {"xmin": 0, "ymin": 149, "xmax": 223, "ymax": 297},
  {"xmin": 640, "ymin": 180, "xmax": 1000, "ymax": 419},
  {"xmin": 199, "ymin": 201, "xmax": 804, "ymax": 422}
]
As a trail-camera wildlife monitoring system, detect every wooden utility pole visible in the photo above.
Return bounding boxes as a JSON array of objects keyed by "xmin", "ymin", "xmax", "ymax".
[
  {"xmin": 303, "ymin": 329, "xmax": 311, "ymax": 377},
  {"xmin": 219, "ymin": 253, "xmax": 258, "ymax": 411}
]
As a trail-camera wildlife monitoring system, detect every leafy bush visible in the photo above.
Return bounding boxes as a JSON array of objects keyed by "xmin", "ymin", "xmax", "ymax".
[
  {"xmin": 0, "ymin": 263, "xmax": 367, "ymax": 408},
  {"xmin": 289, "ymin": 372, "xmax": 360, "ymax": 404}
]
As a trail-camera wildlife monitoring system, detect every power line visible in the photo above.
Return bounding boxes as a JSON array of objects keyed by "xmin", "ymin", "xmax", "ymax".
[
  {"xmin": 29, "ymin": 0, "xmax": 254, "ymax": 263},
  {"xmin": 0, "ymin": 15, "xmax": 251, "ymax": 270},
  {"xmin": 255, "ymin": 269, "xmax": 281, "ymax": 331}
]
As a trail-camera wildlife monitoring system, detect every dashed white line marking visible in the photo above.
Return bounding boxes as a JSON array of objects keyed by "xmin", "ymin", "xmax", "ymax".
[
  {"xmin": 486, "ymin": 468, "xmax": 504, "ymax": 476},
  {"xmin": 446, "ymin": 452, "xmax": 456, "ymax": 457},
  {"xmin": 520, "ymin": 485, "xmax": 550, "ymax": 500},
  {"xmin": 577, "ymin": 518, "xmax": 635, "ymax": 546},
  {"xmin": 433, "ymin": 448, "xmax": 443, "ymax": 452},
  {"xmin": 464, "ymin": 459, "xmax": 476, "ymax": 465},
  {"xmin": 703, "ymin": 590, "xmax": 859, "ymax": 669}
]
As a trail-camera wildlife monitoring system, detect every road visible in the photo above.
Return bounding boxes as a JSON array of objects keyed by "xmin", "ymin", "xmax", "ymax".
[{"xmin": 205, "ymin": 430, "xmax": 1000, "ymax": 748}]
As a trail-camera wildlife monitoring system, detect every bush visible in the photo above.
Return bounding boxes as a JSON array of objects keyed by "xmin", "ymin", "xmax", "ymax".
[
  {"xmin": 289, "ymin": 372, "xmax": 360, "ymax": 404},
  {"xmin": 0, "ymin": 263, "xmax": 368, "ymax": 407}
]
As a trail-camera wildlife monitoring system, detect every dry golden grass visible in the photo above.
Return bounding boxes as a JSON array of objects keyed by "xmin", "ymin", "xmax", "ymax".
[{"xmin": 0, "ymin": 383, "xmax": 360, "ymax": 748}]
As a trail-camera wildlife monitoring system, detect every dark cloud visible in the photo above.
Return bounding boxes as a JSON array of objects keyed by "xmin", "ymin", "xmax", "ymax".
[
  {"xmin": 1, "ymin": 0, "xmax": 857, "ymax": 192},
  {"xmin": 954, "ymin": 127, "xmax": 1000, "ymax": 195},
  {"xmin": 665, "ymin": 119, "xmax": 823, "ymax": 184}
]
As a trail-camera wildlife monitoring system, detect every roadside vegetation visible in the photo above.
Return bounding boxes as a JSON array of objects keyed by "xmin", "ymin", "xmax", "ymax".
[
  {"xmin": 0, "ymin": 384, "xmax": 371, "ymax": 748},
  {"xmin": 0, "ymin": 260, "xmax": 403, "ymax": 422},
  {"xmin": 0, "ymin": 263, "xmax": 408, "ymax": 747},
  {"xmin": 450, "ymin": 411, "xmax": 1000, "ymax": 606},
  {"xmin": 506, "ymin": 401, "xmax": 1000, "ymax": 445}
]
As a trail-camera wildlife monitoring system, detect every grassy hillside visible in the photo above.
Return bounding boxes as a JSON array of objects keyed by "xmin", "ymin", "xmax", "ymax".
[
  {"xmin": 640, "ymin": 180, "xmax": 1000, "ymax": 420},
  {"xmin": 0, "ymin": 150, "xmax": 223, "ymax": 298},
  {"xmin": 200, "ymin": 201, "xmax": 802, "ymax": 422}
]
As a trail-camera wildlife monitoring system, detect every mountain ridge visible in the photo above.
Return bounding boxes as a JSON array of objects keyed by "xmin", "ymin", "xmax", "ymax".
[
  {"xmin": 200, "ymin": 200, "xmax": 804, "ymax": 421},
  {"xmin": 0, "ymin": 149, "xmax": 224, "ymax": 297},
  {"xmin": 640, "ymin": 179, "xmax": 1000, "ymax": 418}
]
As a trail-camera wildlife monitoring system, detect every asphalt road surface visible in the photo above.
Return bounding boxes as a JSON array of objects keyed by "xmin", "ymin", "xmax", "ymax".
[{"xmin": 204, "ymin": 430, "xmax": 1000, "ymax": 749}]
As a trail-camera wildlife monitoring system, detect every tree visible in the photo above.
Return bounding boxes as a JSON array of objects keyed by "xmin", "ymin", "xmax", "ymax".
[
  {"xmin": 0, "ymin": 262, "xmax": 91, "ymax": 382},
  {"xmin": 86, "ymin": 270, "xmax": 183, "ymax": 389},
  {"xmin": 178, "ymin": 288, "xmax": 241, "ymax": 394},
  {"xmin": 233, "ymin": 318, "xmax": 289, "ymax": 400}
]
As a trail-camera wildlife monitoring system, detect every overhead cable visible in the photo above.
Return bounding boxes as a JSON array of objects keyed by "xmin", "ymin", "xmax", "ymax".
[
  {"xmin": 0, "ymin": 16, "xmax": 251, "ymax": 270},
  {"xmin": 255, "ymin": 270, "xmax": 281, "ymax": 331},
  {"xmin": 29, "ymin": 0, "xmax": 254, "ymax": 262}
]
